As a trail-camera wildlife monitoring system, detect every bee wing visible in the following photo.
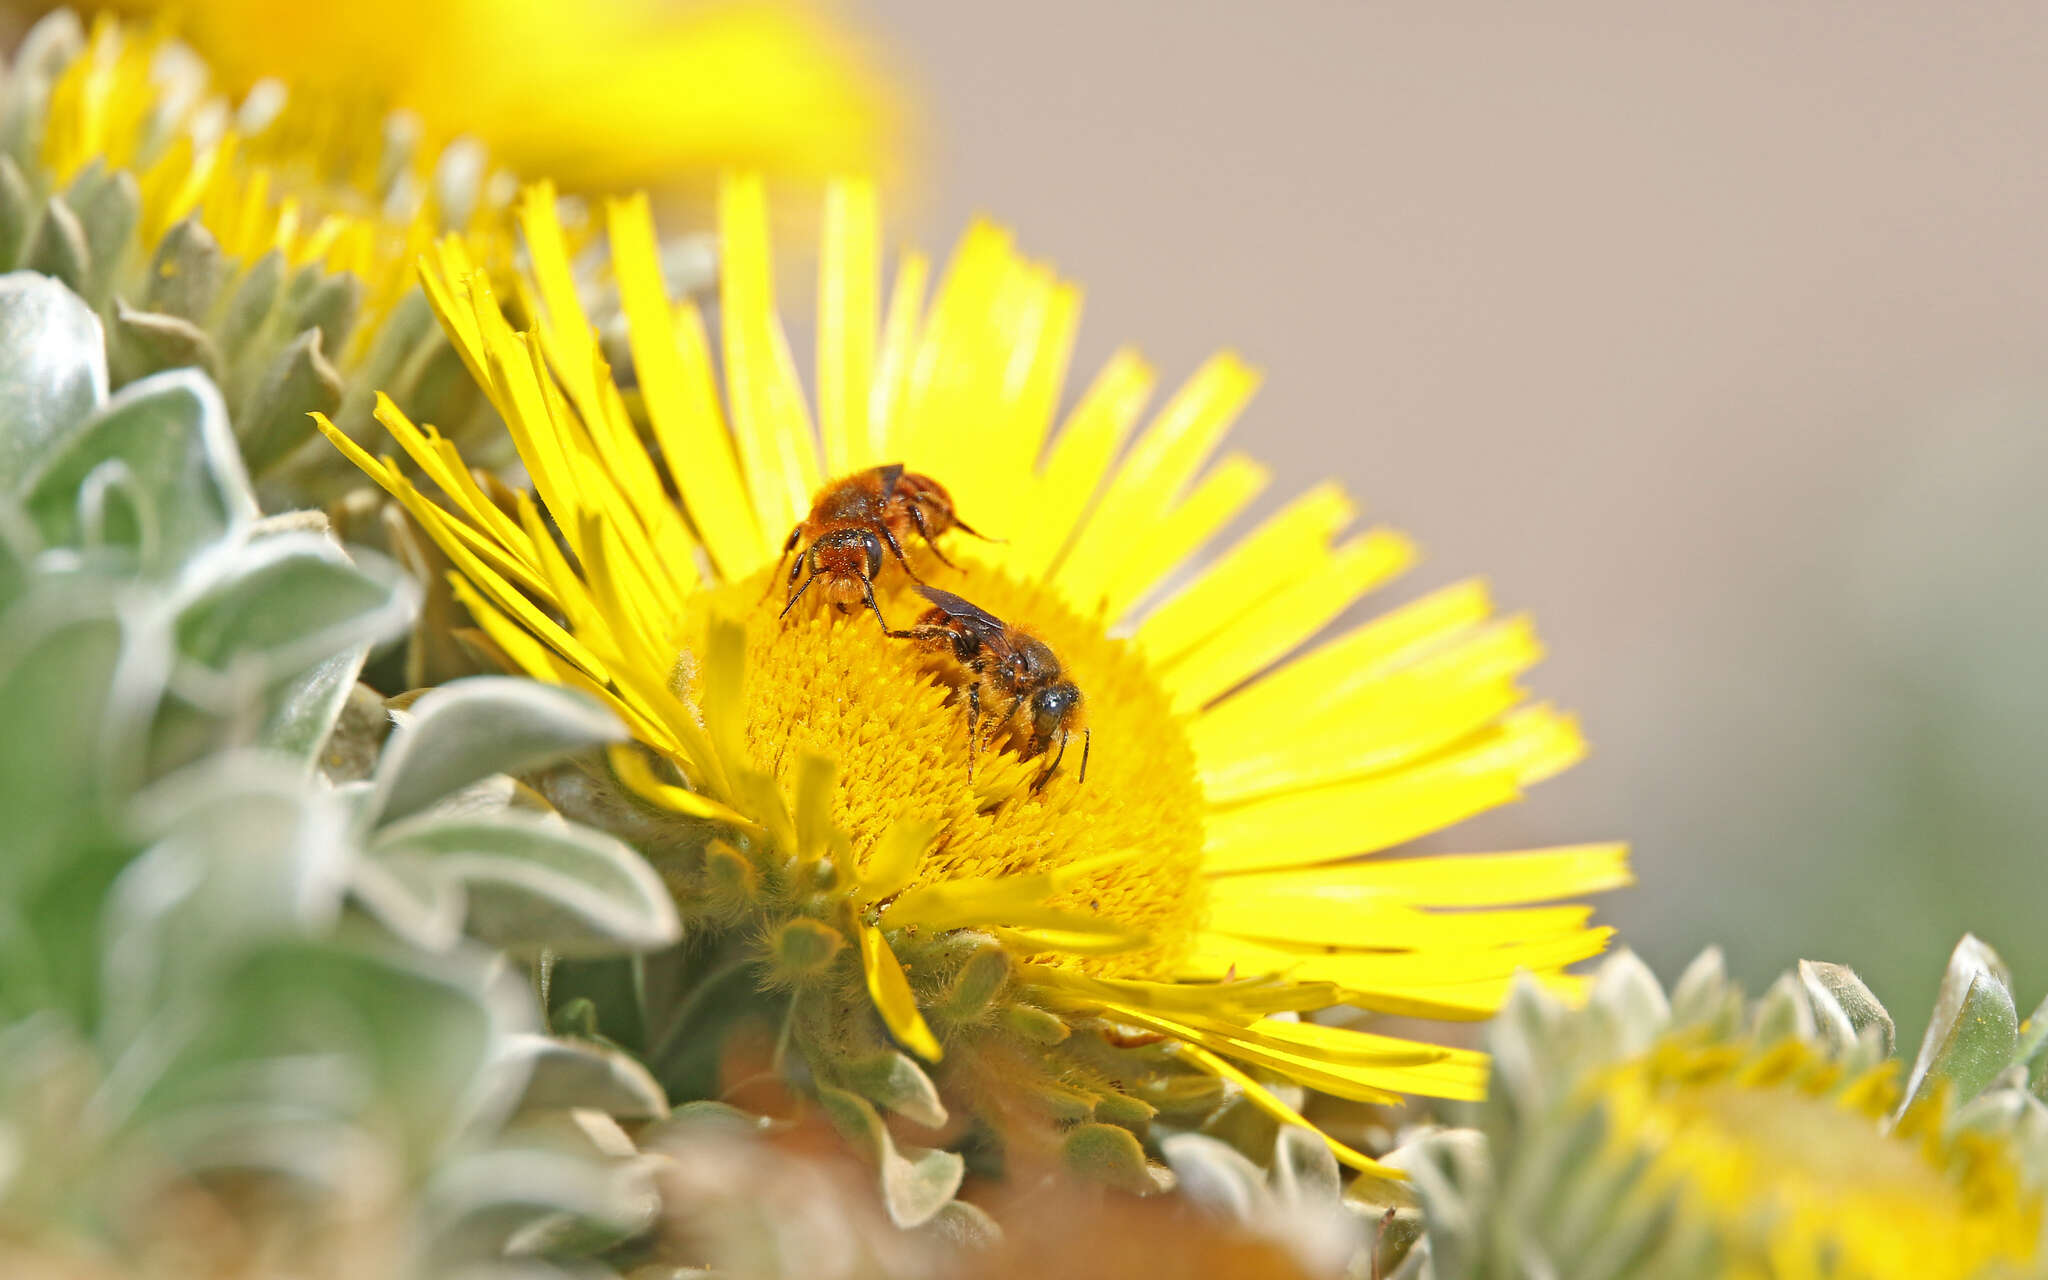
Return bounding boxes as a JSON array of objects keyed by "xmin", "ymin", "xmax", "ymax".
[
  {"xmin": 874, "ymin": 462, "xmax": 906, "ymax": 498},
  {"xmin": 914, "ymin": 585, "xmax": 1009, "ymax": 641}
]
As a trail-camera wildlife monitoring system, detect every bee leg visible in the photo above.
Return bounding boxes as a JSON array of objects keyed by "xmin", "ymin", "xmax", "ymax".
[
  {"xmin": 856, "ymin": 574, "xmax": 895, "ymax": 632},
  {"xmin": 765, "ymin": 525, "xmax": 802, "ymax": 600},
  {"xmin": 877, "ymin": 523, "xmax": 927, "ymax": 584},
  {"xmin": 907, "ymin": 503, "xmax": 959, "ymax": 569},
  {"xmin": 778, "ymin": 568, "xmax": 820, "ymax": 620},
  {"xmin": 984, "ymin": 693, "xmax": 1023, "ymax": 761},
  {"xmin": 966, "ymin": 680, "xmax": 981, "ymax": 780},
  {"xmin": 1078, "ymin": 727, "xmax": 1091, "ymax": 784}
]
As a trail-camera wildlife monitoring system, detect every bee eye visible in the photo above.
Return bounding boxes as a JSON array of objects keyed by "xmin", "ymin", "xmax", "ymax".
[{"xmin": 860, "ymin": 531, "xmax": 883, "ymax": 579}]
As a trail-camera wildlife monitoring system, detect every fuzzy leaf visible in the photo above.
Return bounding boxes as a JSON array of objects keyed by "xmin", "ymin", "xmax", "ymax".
[
  {"xmin": 0, "ymin": 604, "xmax": 126, "ymax": 892},
  {"xmin": 372, "ymin": 810, "xmax": 679, "ymax": 956},
  {"xmin": 103, "ymin": 759, "xmax": 353, "ymax": 1048},
  {"xmin": 171, "ymin": 534, "xmax": 409, "ymax": 680},
  {"xmin": 61, "ymin": 164, "xmax": 137, "ymax": 304},
  {"xmin": 2014, "ymin": 991, "xmax": 2048, "ymax": 1102},
  {"xmin": 1901, "ymin": 934, "xmax": 2019, "ymax": 1113},
  {"xmin": 1591, "ymin": 949, "xmax": 1669, "ymax": 1056},
  {"xmin": 1062, "ymin": 1121, "xmax": 1160, "ymax": 1196},
  {"xmin": 816, "ymin": 1085, "xmax": 964, "ymax": 1227},
  {"xmin": 237, "ymin": 327, "xmax": 341, "ymax": 477},
  {"xmin": 1161, "ymin": 1132, "xmax": 1267, "ymax": 1222},
  {"xmin": 505, "ymin": 1033, "xmax": 669, "ymax": 1120},
  {"xmin": 22, "ymin": 369, "xmax": 254, "ymax": 573},
  {"xmin": 260, "ymin": 646, "xmax": 370, "ymax": 768},
  {"xmin": 0, "ymin": 269, "xmax": 105, "ymax": 488},
  {"xmin": 141, "ymin": 217, "xmax": 225, "ymax": 321},
  {"xmin": 842, "ymin": 1050, "xmax": 948, "ymax": 1128},
  {"xmin": 107, "ymin": 300, "xmax": 221, "ymax": 386},
  {"xmin": 21, "ymin": 196, "xmax": 88, "ymax": 294},
  {"xmin": 0, "ymin": 156, "xmax": 33, "ymax": 265},
  {"xmin": 1797, "ymin": 960, "xmax": 1895, "ymax": 1059},
  {"xmin": 134, "ymin": 940, "xmax": 509, "ymax": 1172},
  {"xmin": 373, "ymin": 678, "xmax": 621, "ymax": 825},
  {"xmin": 1752, "ymin": 972, "xmax": 1816, "ymax": 1045}
]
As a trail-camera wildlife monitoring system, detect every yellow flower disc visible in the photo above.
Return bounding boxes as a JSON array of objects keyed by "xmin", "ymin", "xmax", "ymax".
[{"xmin": 714, "ymin": 564, "xmax": 1207, "ymax": 979}]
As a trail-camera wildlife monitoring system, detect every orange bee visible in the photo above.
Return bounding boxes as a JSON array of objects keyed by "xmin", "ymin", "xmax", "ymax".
[
  {"xmin": 892, "ymin": 585, "xmax": 1090, "ymax": 790},
  {"xmin": 774, "ymin": 464, "xmax": 985, "ymax": 628}
]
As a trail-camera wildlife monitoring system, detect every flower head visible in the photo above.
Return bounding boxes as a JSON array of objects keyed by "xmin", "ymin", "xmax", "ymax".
[
  {"xmin": 320, "ymin": 175, "xmax": 1629, "ymax": 1182},
  {"xmin": 1407, "ymin": 946, "xmax": 2048, "ymax": 1280},
  {"xmin": 66, "ymin": 0, "xmax": 907, "ymax": 191},
  {"xmin": 5, "ymin": 10, "xmax": 526, "ymax": 495}
]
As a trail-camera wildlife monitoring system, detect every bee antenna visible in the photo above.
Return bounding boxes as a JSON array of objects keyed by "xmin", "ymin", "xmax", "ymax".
[
  {"xmin": 1079, "ymin": 727, "xmax": 1091, "ymax": 784},
  {"xmin": 779, "ymin": 571, "xmax": 818, "ymax": 620}
]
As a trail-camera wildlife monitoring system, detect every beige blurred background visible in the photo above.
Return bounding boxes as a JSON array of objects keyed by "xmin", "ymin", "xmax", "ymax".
[{"xmin": 860, "ymin": 0, "xmax": 2048, "ymax": 1033}]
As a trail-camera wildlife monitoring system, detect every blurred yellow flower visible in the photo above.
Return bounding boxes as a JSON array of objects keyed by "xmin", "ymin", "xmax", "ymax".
[
  {"xmin": 321, "ymin": 175, "xmax": 1628, "ymax": 1175},
  {"xmin": 1605, "ymin": 1037, "xmax": 2041, "ymax": 1280},
  {"xmin": 71, "ymin": 0, "xmax": 908, "ymax": 190}
]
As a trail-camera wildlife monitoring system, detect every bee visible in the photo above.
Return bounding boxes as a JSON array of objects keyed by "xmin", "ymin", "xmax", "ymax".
[
  {"xmin": 773, "ymin": 464, "xmax": 984, "ymax": 628},
  {"xmin": 892, "ymin": 585, "xmax": 1090, "ymax": 789}
]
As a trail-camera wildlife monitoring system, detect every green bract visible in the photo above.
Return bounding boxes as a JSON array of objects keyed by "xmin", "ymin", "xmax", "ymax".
[{"xmin": 0, "ymin": 271, "xmax": 678, "ymax": 1277}]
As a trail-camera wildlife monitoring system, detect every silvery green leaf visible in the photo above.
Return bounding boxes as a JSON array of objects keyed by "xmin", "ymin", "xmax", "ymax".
[
  {"xmin": 924, "ymin": 1199, "xmax": 1001, "ymax": 1250},
  {"xmin": 1160, "ymin": 1131, "xmax": 1268, "ymax": 1223},
  {"xmin": 1591, "ymin": 949, "xmax": 1669, "ymax": 1056},
  {"xmin": 350, "ymin": 848, "xmax": 466, "ymax": 951},
  {"xmin": 259, "ymin": 646, "xmax": 369, "ymax": 767},
  {"xmin": 129, "ymin": 940, "xmax": 512, "ymax": 1166},
  {"xmin": 1271, "ymin": 1123, "xmax": 1341, "ymax": 1208},
  {"xmin": 283, "ymin": 264, "xmax": 361, "ymax": 352},
  {"xmin": 102, "ymin": 758, "xmax": 353, "ymax": 1051},
  {"xmin": 0, "ymin": 155, "xmax": 34, "ymax": 265},
  {"xmin": 1488, "ymin": 974, "xmax": 1562, "ymax": 1112},
  {"xmin": 842, "ymin": 1049, "xmax": 947, "ymax": 1128},
  {"xmin": 0, "ymin": 270, "xmax": 105, "ymax": 488},
  {"xmin": 1796, "ymin": 960, "xmax": 1894, "ymax": 1059},
  {"xmin": 2015, "ymin": 991, "xmax": 2048, "ymax": 1102},
  {"xmin": 21, "ymin": 196, "xmax": 88, "ymax": 294},
  {"xmin": 1751, "ymin": 972, "xmax": 1815, "ymax": 1045},
  {"xmin": 422, "ymin": 1148, "xmax": 654, "ymax": 1265},
  {"xmin": 373, "ymin": 678, "xmax": 621, "ymax": 825},
  {"xmin": 169, "ymin": 533, "xmax": 412, "ymax": 690},
  {"xmin": 217, "ymin": 249, "xmax": 283, "ymax": 366},
  {"xmin": 22, "ymin": 369, "xmax": 254, "ymax": 574},
  {"xmin": 1900, "ymin": 934, "xmax": 2019, "ymax": 1115},
  {"xmin": 237, "ymin": 327, "xmax": 341, "ymax": 478},
  {"xmin": 0, "ymin": 602, "xmax": 125, "ymax": 891},
  {"xmin": 60, "ymin": 163, "xmax": 137, "ymax": 305},
  {"xmin": 1668, "ymin": 946, "xmax": 1737, "ymax": 1032},
  {"xmin": 141, "ymin": 217, "xmax": 225, "ymax": 321},
  {"xmin": 817, "ymin": 1084, "xmax": 965, "ymax": 1227},
  {"xmin": 371, "ymin": 809, "xmax": 679, "ymax": 956},
  {"xmin": 504, "ymin": 1033, "xmax": 668, "ymax": 1120},
  {"xmin": 107, "ymin": 300, "xmax": 221, "ymax": 386}
]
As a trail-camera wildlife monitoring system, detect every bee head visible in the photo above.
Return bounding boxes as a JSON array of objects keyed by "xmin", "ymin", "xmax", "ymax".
[{"xmin": 1029, "ymin": 681, "xmax": 1081, "ymax": 740}]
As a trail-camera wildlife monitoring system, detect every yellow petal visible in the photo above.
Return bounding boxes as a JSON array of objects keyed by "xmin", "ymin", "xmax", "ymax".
[
  {"xmin": 858, "ymin": 922, "xmax": 942, "ymax": 1062},
  {"xmin": 818, "ymin": 180, "xmax": 878, "ymax": 477},
  {"xmin": 607, "ymin": 192, "xmax": 763, "ymax": 578},
  {"xmin": 1175, "ymin": 1043, "xmax": 1400, "ymax": 1177}
]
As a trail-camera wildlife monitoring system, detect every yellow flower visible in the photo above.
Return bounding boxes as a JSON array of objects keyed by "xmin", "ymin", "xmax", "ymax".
[
  {"xmin": 318, "ymin": 175, "xmax": 1630, "ymax": 1175},
  {"xmin": 12, "ymin": 11, "xmax": 529, "ymax": 487},
  {"xmin": 67, "ymin": 0, "xmax": 907, "ymax": 191},
  {"xmin": 1605, "ymin": 1037, "xmax": 2040, "ymax": 1279}
]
